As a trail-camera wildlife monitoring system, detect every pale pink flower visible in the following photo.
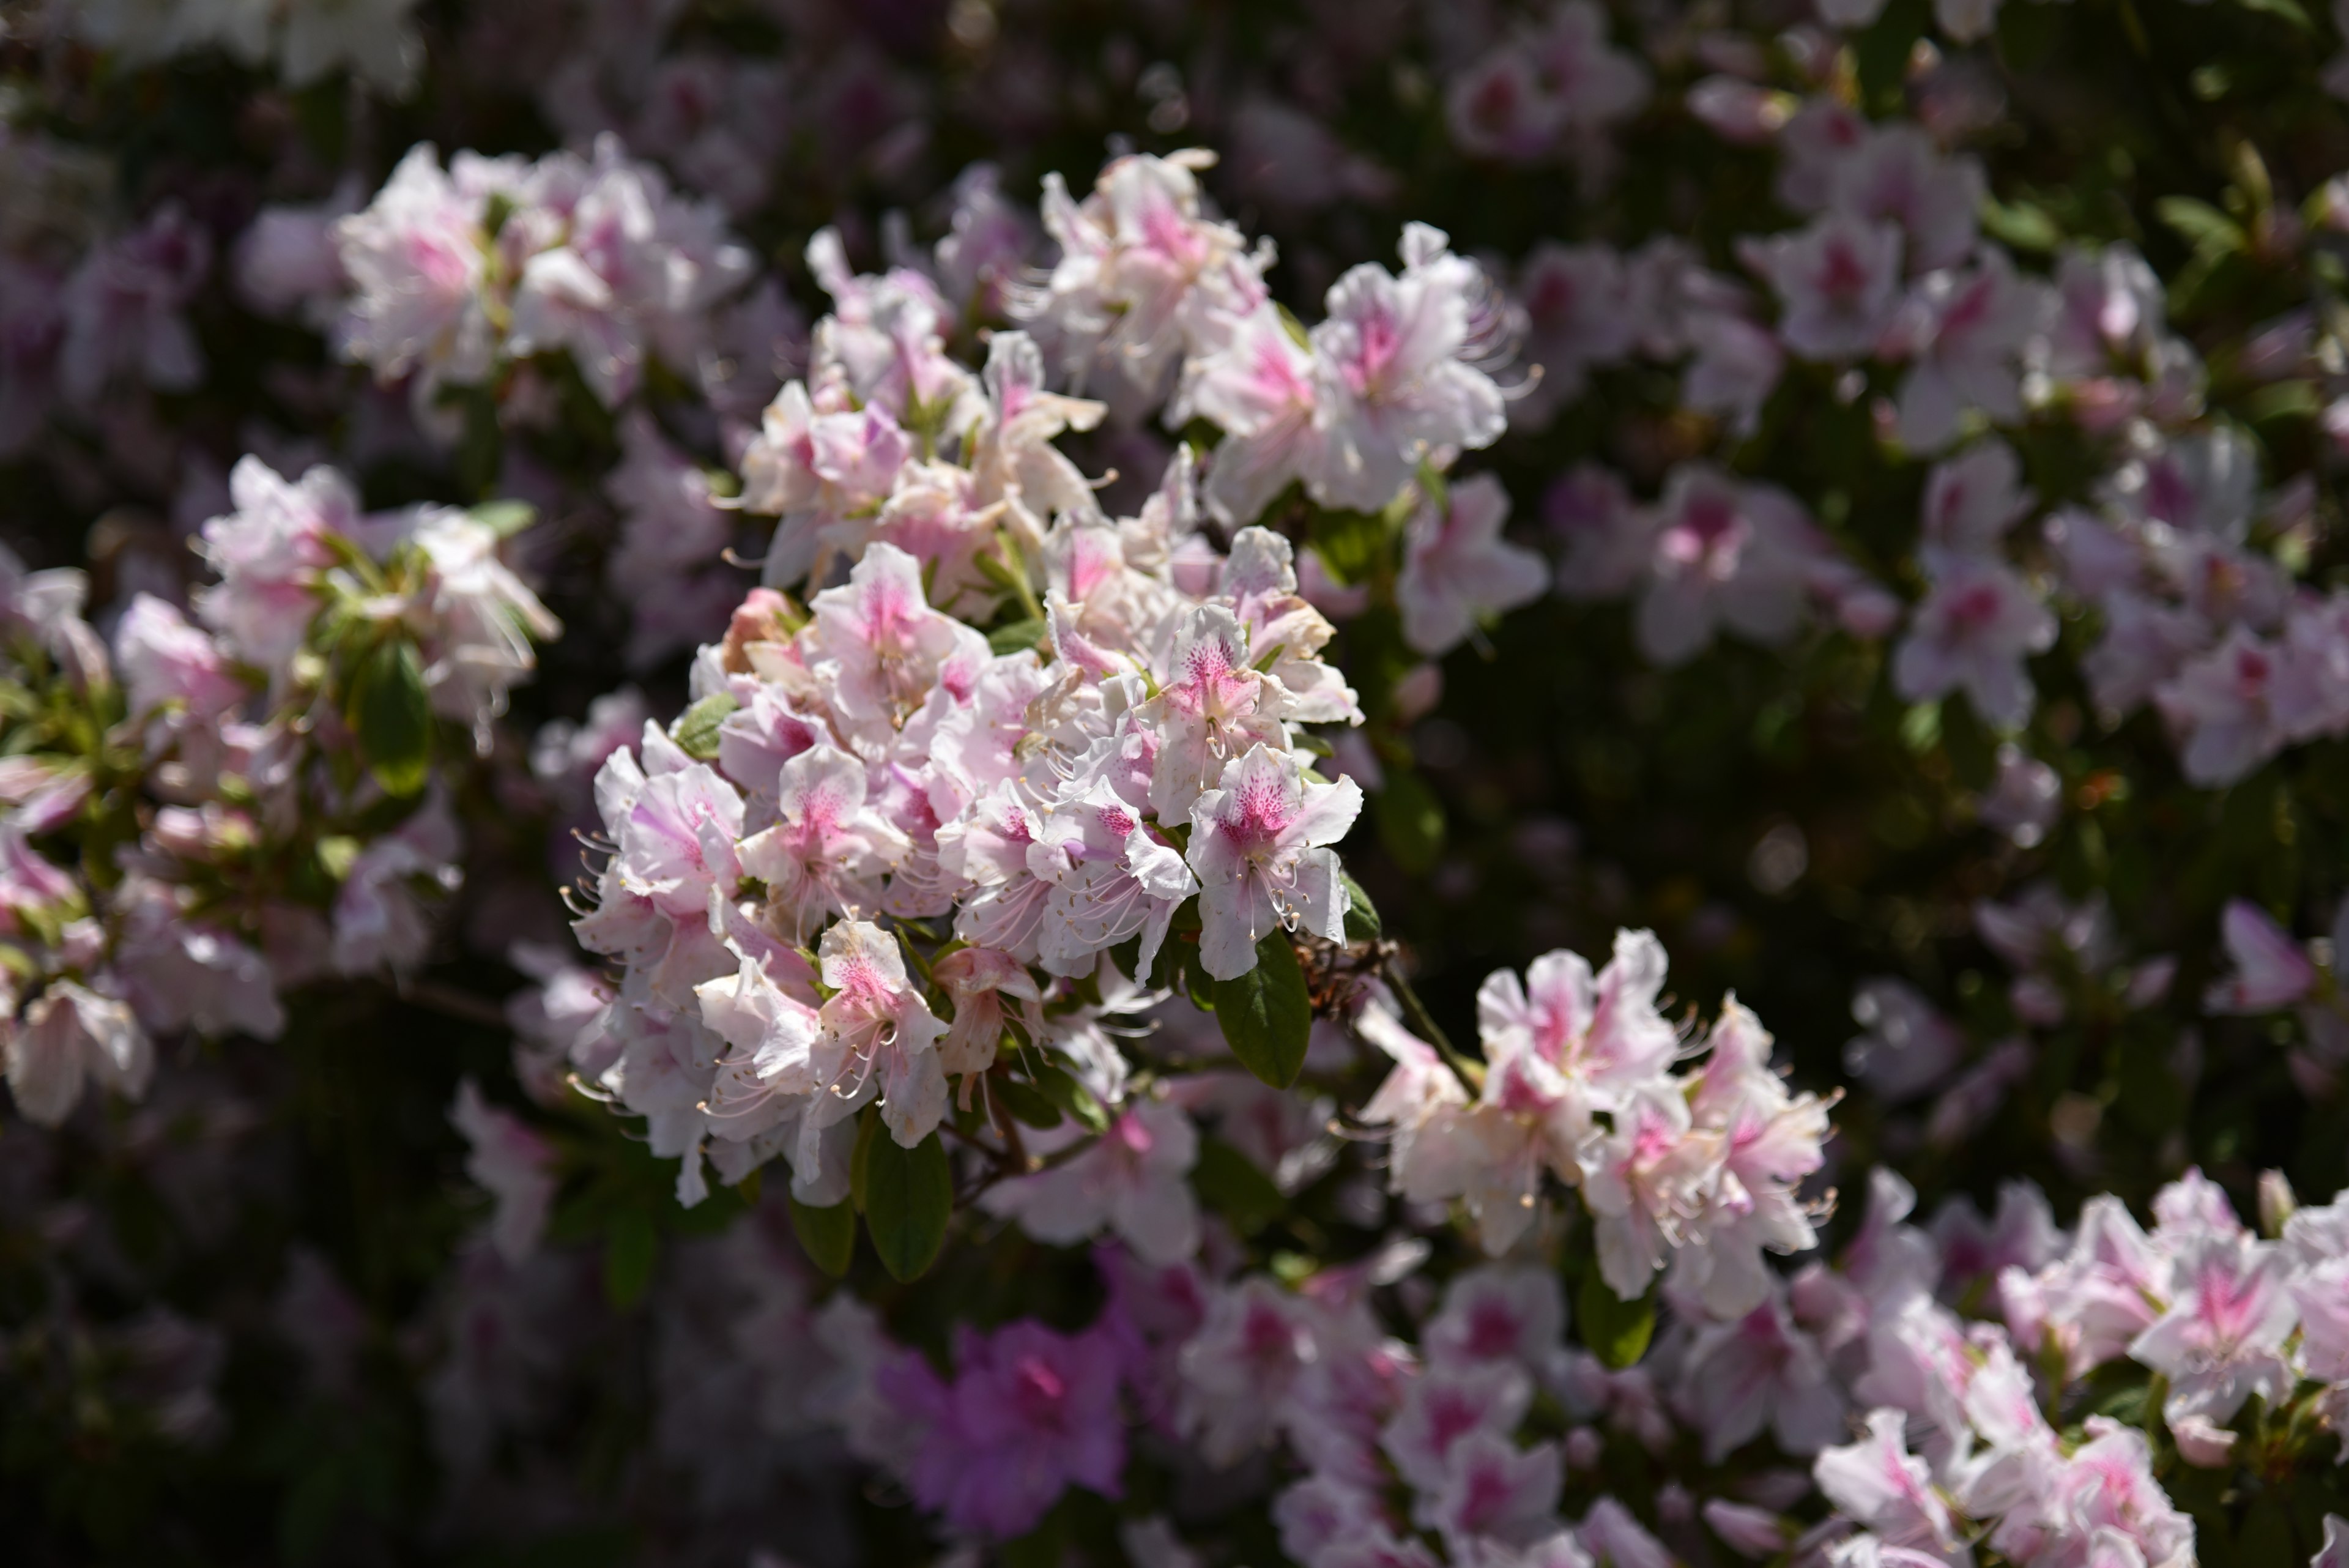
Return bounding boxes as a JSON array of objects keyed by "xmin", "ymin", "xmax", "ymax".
[
  {"xmin": 737, "ymin": 746, "xmax": 909, "ymax": 938},
  {"xmin": 2128, "ymin": 1229, "xmax": 2296, "ymax": 1430},
  {"xmin": 450, "ymin": 1079, "xmax": 558, "ymax": 1263},
  {"xmin": 1579, "ymin": 1082, "xmax": 1703, "ymax": 1301},
  {"xmin": 1514, "ymin": 242, "xmax": 1638, "ymax": 421},
  {"xmin": 3, "ymin": 981, "xmax": 150, "ymax": 1126},
  {"xmin": 1382, "ymin": 1361, "xmax": 1535, "ymax": 1490},
  {"xmin": 801, "ymin": 541, "xmax": 988, "ymax": 745},
  {"xmin": 1145, "ymin": 606, "xmax": 1287, "ymax": 819},
  {"xmin": 2202, "ymin": 899, "xmax": 2315, "ymax": 1014},
  {"xmin": 1310, "ymin": 225, "xmax": 1510, "ymax": 512},
  {"xmin": 1182, "ymin": 305, "xmax": 1325, "ymax": 526},
  {"xmin": 1184, "ymin": 744, "xmax": 1361, "ymax": 981},
  {"xmin": 1829, "ymin": 127, "xmax": 1985, "ymax": 275},
  {"xmin": 1745, "ymin": 213, "xmax": 1904, "ymax": 361},
  {"xmin": 1813, "ymin": 1408, "xmax": 1967, "ymax": 1563},
  {"xmin": 1674, "ymin": 1289, "xmax": 1845, "ymax": 1463},
  {"xmin": 1894, "ymin": 555, "xmax": 2056, "ymax": 730},
  {"xmin": 1416, "ymin": 1430, "xmax": 1564, "ymax": 1558},
  {"xmin": 2154, "ymin": 628, "xmax": 2285, "ymax": 787},
  {"xmin": 1635, "ymin": 467, "xmax": 1822, "ymax": 665},
  {"xmin": 1846, "ymin": 979, "xmax": 1965, "ymax": 1103},
  {"xmin": 804, "ymin": 919, "xmax": 949, "ymax": 1149},
  {"xmin": 1398, "ymin": 474, "xmax": 1551, "ymax": 655},
  {"xmin": 981, "ymin": 1098, "xmax": 1201, "ymax": 1265},
  {"xmin": 1885, "ymin": 253, "xmax": 2050, "ymax": 452}
]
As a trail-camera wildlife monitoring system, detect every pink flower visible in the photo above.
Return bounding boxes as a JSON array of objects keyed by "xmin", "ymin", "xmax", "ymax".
[
  {"xmin": 736, "ymin": 746, "xmax": 908, "ymax": 938},
  {"xmin": 1893, "ymin": 556, "xmax": 2056, "ymax": 730},
  {"xmin": 1185, "ymin": 744, "xmax": 1361, "ymax": 981},
  {"xmin": 59, "ymin": 203, "xmax": 209, "ymax": 404},
  {"xmin": 113, "ymin": 595, "xmax": 245, "ymax": 729},
  {"xmin": 1635, "ymin": 467, "xmax": 1823, "ymax": 665},
  {"xmin": 1382, "ymin": 1361, "xmax": 1534, "ymax": 1490},
  {"xmin": 1746, "ymin": 213, "xmax": 1904, "ymax": 361},
  {"xmin": 2, "ymin": 981, "xmax": 150, "ymax": 1126},
  {"xmin": 1885, "ymin": 253, "xmax": 2050, "ymax": 452},
  {"xmin": 1579, "ymin": 1083, "xmax": 1703, "ymax": 1301},
  {"xmin": 1514, "ymin": 242, "xmax": 1638, "ymax": 421},
  {"xmin": 1477, "ymin": 931, "xmax": 1681, "ymax": 1104},
  {"xmin": 801, "ymin": 542, "xmax": 988, "ymax": 745},
  {"xmin": 2203, "ymin": 899, "xmax": 2316, "ymax": 1014},
  {"xmin": 1813, "ymin": 1408, "xmax": 1967, "ymax": 1563},
  {"xmin": 1398, "ymin": 474, "xmax": 1551, "ymax": 655},
  {"xmin": 2128, "ymin": 1230, "xmax": 2296, "ymax": 1430},
  {"xmin": 1310, "ymin": 225, "xmax": 1509, "ymax": 512},
  {"xmin": 194, "ymin": 456, "xmax": 357, "ymax": 677},
  {"xmin": 2155, "ymin": 628, "xmax": 2284, "ymax": 787},
  {"xmin": 1183, "ymin": 305, "xmax": 1325, "ymax": 526},
  {"xmin": 1828, "ymin": 127, "xmax": 1985, "ymax": 275},
  {"xmin": 1416, "ymin": 1430, "xmax": 1564, "ymax": 1558},
  {"xmin": 804, "ymin": 918, "xmax": 949, "ymax": 1149},
  {"xmin": 981, "ymin": 1098, "xmax": 1203, "ymax": 1265},
  {"xmin": 450, "ymin": 1079, "xmax": 558, "ymax": 1264},
  {"xmin": 1846, "ymin": 979, "xmax": 1966, "ymax": 1102},
  {"xmin": 1674, "ymin": 1289, "xmax": 1845, "ymax": 1462},
  {"xmin": 901, "ymin": 1318, "xmax": 1128, "ymax": 1540},
  {"xmin": 1424, "ymin": 1266, "xmax": 1570, "ymax": 1378}
]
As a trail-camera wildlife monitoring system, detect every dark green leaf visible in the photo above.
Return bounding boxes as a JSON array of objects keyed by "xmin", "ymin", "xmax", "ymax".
[
  {"xmin": 604, "ymin": 1208, "xmax": 658, "ymax": 1309},
  {"xmin": 987, "ymin": 617, "xmax": 1049, "ymax": 656},
  {"xmin": 1340, "ymin": 871, "xmax": 1382, "ymax": 943},
  {"xmin": 1211, "ymin": 931, "xmax": 1313, "ymax": 1089},
  {"xmin": 1192, "ymin": 1136, "xmax": 1286, "ymax": 1233},
  {"xmin": 862, "ymin": 1130, "xmax": 953, "ymax": 1282},
  {"xmin": 993, "ymin": 1076, "xmax": 1064, "ymax": 1130},
  {"xmin": 1578, "ymin": 1271, "xmax": 1656, "ymax": 1370},
  {"xmin": 346, "ymin": 639, "xmax": 432, "ymax": 797},
  {"xmin": 670, "ymin": 692, "xmax": 739, "ymax": 762},
  {"xmin": 789, "ymin": 1195, "xmax": 856, "ymax": 1278},
  {"xmin": 1031, "ymin": 1060, "xmax": 1110, "ymax": 1134}
]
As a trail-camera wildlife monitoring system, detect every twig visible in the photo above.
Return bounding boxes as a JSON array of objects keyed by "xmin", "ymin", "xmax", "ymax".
[{"xmin": 1378, "ymin": 945, "xmax": 1485, "ymax": 1094}]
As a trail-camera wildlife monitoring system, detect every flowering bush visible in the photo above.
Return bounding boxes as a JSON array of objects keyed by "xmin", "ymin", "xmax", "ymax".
[{"xmin": 10, "ymin": 1, "xmax": 2349, "ymax": 1565}]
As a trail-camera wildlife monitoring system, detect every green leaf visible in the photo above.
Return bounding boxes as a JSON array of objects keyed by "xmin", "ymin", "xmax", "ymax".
[
  {"xmin": 2154, "ymin": 197, "xmax": 2246, "ymax": 256},
  {"xmin": 1978, "ymin": 196, "xmax": 2060, "ymax": 253},
  {"xmin": 1578, "ymin": 1271, "xmax": 1656, "ymax": 1370},
  {"xmin": 346, "ymin": 639, "xmax": 433, "ymax": 797},
  {"xmin": 1211, "ymin": 931, "xmax": 1313, "ymax": 1089},
  {"xmin": 604, "ymin": 1208, "xmax": 658, "ymax": 1309},
  {"xmin": 670, "ymin": 692, "xmax": 739, "ymax": 762},
  {"xmin": 987, "ymin": 617, "xmax": 1050, "ymax": 656},
  {"xmin": 2233, "ymin": 0, "xmax": 2310, "ymax": 27},
  {"xmin": 789, "ymin": 1195, "xmax": 856, "ymax": 1278},
  {"xmin": 1192, "ymin": 1136, "xmax": 1286, "ymax": 1233},
  {"xmin": 470, "ymin": 499, "xmax": 537, "ymax": 539},
  {"xmin": 1340, "ymin": 871, "xmax": 1382, "ymax": 943},
  {"xmin": 1375, "ymin": 768, "xmax": 1445, "ymax": 876},
  {"xmin": 992, "ymin": 1076, "xmax": 1064, "ymax": 1130},
  {"xmin": 1031, "ymin": 1060, "xmax": 1110, "ymax": 1134},
  {"xmin": 862, "ymin": 1130, "xmax": 953, "ymax": 1282}
]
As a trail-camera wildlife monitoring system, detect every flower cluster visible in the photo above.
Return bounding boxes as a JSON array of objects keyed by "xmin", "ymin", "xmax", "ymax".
[
  {"xmin": 1365, "ymin": 932, "xmax": 1834, "ymax": 1313},
  {"xmin": 288, "ymin": 136, "xmax": 756, "ymax": 418},
  {"xmin": 2, "ymin": 455, "xmax": 556, "ymax": 1126}
]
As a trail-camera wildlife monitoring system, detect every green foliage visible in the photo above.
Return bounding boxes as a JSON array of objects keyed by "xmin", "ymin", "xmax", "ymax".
[
  {"xmin": 344, "ymin": 639, "xmax": 433, "ymax": 797},
  {"xmin": 859, "ymin": 1128, "xmax": 954, "ymax": 1283},
  {"xmin": 1211, "ymin": 932, "xmax": 1313, "ymax": 1089}
]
